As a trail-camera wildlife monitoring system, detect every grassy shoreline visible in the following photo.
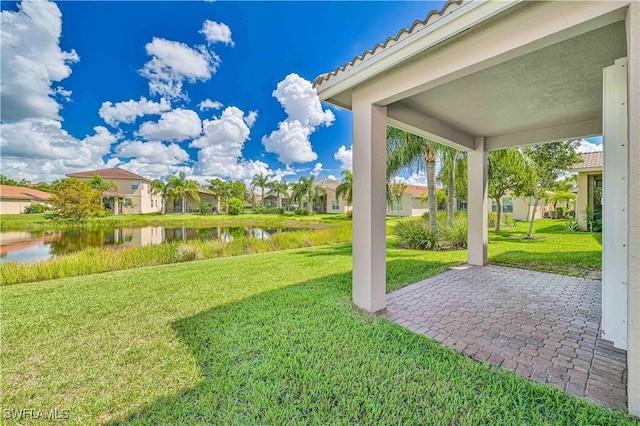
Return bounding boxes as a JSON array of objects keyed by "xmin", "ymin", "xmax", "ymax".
[
  {"xmin": 0, "ymin": 212, "xmax": 350, "ymax": 232},
  {"xmin": 0, "ymin": 224, "xmax": 352, "ymax": 285}
]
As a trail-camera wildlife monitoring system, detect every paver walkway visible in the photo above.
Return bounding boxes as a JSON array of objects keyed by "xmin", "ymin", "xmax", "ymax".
[{"xmin": 383, "ymin": 264, "xmax": 627, "ymax": 409}]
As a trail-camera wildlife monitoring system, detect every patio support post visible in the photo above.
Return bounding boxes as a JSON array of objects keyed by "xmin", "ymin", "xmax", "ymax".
[
  {"xmin": 467, "ymin": 137, "xmax": 488, "ymax": 266},
  {"xmin": 352, "ymin": 97, "xmax": 387, "ymax": 312},
  {"xmin": 626, "ymin": 1, "xmax": 640, "ymax": 417}
]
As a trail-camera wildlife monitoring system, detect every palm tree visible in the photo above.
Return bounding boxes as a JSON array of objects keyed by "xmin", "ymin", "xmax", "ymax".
[
  {"xmin": 151, "ymin": 179, "xmax": 170, "ymax": 214},
  {"xmin": 167, "ymin": 171, "xmax": 200, "ymax": 214},
  {"xmin": 335, "ymin": 169, "xmax": 353, "ymax": 208},
  {"xmin": 387, "ymin": 126, "xmax": 440, "ymax": 232},
  {"xmin": 291, "ymin": 176, "xmax": 314, "ymax": 212},
  {"xmin": 437, "ymin": 146, "xmax": 460, "ymax": 225},
  {"xmin": 310, "ymin": 185, "xmax": 326, "ymax": 212},
  {"xmin": 267, "ymin": 180, "xmax": 289, "ymax": 209},
  {"xmin": 88, "ymin": 174, "xmax": 117, "ymax": 192},
  {"xmin": 387, "ymin": 180, "xmax": 407, "ymax": 217},
  {"xmin": 251, "ymin": 173, "xmax": 269, "ymax": 207}
]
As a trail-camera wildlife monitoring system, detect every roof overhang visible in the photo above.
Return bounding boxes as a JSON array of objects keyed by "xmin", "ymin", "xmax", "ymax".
[{"xmin": 315, "ymin": 0, "xmax": 631, "ymax": 151}]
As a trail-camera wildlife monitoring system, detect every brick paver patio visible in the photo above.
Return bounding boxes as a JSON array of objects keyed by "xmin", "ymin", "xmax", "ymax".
[{"xmin": 383, "ymin": 264, "xmax": 627, "ymax": 409}]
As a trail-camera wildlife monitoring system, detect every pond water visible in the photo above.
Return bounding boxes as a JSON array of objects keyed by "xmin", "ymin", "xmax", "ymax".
[{"xmin": 0, "ymin": 226, "xmax": 296, "ymax": 264}]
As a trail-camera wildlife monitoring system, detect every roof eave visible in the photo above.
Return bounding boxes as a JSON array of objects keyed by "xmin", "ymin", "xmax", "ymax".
[{"xmin": 316, "ymin": 0, "xmax": 522, "ymax": 109}]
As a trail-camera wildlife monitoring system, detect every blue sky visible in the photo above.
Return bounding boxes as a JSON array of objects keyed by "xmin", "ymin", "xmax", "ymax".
[
  {"xmin": 0, "ymin": 0, "xmax": 603, "ymax": 185},
  {"xmin": 1, "ymin": 0, "xmax": 454, "ymax": 184}
]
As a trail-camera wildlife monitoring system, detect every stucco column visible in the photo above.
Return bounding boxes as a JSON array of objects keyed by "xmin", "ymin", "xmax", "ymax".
[
  {"xmin": 602, "ymin": 57, "xmax": 628, "ymax": 350},
  {"xmin": 626, "ymin": 1, "xmax": 640, "ymax": 417},
  {"xmin": 467, "ymin": 137, "xmax": 488, "ymax": 266},
  {"xmin": 352, "ymin": 97, "xmax": 387, "ymax": 312}
]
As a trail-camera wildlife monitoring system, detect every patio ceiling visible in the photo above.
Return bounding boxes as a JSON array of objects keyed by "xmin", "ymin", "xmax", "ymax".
[{"xmin": 391, "ymin": 21, "xmax": 626, "ymax": 147}]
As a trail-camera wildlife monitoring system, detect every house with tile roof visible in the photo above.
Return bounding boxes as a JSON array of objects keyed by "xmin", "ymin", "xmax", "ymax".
[
  {"xmin": 0, "ymin": 185, "xmax": 52, "ymax": 214},
  {"xmin": 66, "ymin": 167, "xmax": 163, "ymax": 215},
  {"xmin": 571, "ymin": 151, "xmax": 603, "ymax": 230}
]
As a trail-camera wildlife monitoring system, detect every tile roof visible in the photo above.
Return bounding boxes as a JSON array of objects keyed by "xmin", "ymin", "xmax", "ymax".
[
  {"xmin": 403, "ymin": 184, "xmax": 428, "ymax": 198},
  {"xmin": 313, "ymin": 0, "xmax": 465, "ymax": 87},
  {"xmin": 572, "ymin": 151, "xmax": 603, "ymax": 170},
  {"xmin": 66, "ymin": 167, "xmax": 151, "ymax": 182},
  {"xmin": 0, "ymin": 185, "xmax": 51, "ymax": 201}
]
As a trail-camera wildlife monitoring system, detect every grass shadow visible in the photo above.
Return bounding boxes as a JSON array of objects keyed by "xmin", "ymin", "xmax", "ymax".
[{"xmin": 110, "ymin": 262, "xmax": 631, "ymax": 425}]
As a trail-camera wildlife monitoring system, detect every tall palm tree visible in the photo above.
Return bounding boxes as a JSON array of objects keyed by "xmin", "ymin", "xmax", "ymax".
[
  {"xmin": 251, "ymin": 173, "xmax": 269, "ymax": 207},
  {"xmin": 267, "ymin": 180, "xmax": 289, "ymax": 209},
  {"xmin": 88, "ymin": 174, "xmax": 117, "ymax": 192},
  {"xmin": 437, "ymin": 146, "xmax": 460, "ymax": 225},
  {"xmin": 168, "ymin": 171, "xmax": 200, "ymax": 214},
  {"xmin": 151, "ymin": 179, "xmax": 170, "ymax": 214},
  {"xmin": 387, "ymin": 126, "xmax": 440, "ymax": 232},
  {"xmin": 335, "ymin": 169, "xmax": 353, "ymax": 208},
  {"xmin": 310, "ymin": 185, "xmax": 326, "ymax": 212}
]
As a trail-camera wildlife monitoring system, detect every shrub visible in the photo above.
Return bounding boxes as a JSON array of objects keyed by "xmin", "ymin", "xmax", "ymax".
[
  {"xmin": 502, "ymin": 212, "xmax": 516, "ymax": 228},
  {"xmin": 439, "ymin": 214, "xmax": 468, "ymax": 249},
  {"xmin": 563, "ymin": 220, "xmax": 580, "ymax": 232},
  {"xmin": 253, "ymin": 207, "xmax": 284, "ymax": 214},
  {"xmin": 556, "ymin": 207, "xmax": 565, "ymax": 219},
  {"xmin": 197, "ymin": 202, "xmax": 214, "ymax": 215},
  {"xmin": 394, "ymin": 219, "xmax": 438, "ymax": 250},
  {"xmin": 228, "ymin": 198, "xmax": 244, "ymax": 215},
  {"xmin": 295, "ymin": 208, "xmax": 310, "ymax": 216},
  {"xmin": 487, "ymin": 212, "xmax": 497, "ymax": 228},
  {"xmin": 24, "ymin": 203, "xmax": 46, "ymax": 214}
]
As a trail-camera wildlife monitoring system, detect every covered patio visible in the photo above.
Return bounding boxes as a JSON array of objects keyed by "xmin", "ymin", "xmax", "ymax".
[
  {"xmin": 314, "ymin": 0, "xmax": 638, "ymax": 415},
  {"xmin": 384, "ymin": 264, "xmax": 627, "ymax": 408}
]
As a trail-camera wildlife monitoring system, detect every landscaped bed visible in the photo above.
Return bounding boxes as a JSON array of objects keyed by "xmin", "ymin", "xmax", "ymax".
[{"xmin": 2, "ymin": 233, "xmax": 634, "ymax": 424}]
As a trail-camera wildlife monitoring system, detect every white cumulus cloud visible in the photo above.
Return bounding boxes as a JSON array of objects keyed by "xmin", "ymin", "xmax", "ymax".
[
  {"xmin": 0, "ymin": 0, "xmax": 79, "ymax": 122},
  {"xmin": 334, "ymin": 144, "xmax": 352, "ymax": 171},
  {"xmin": 190, "ymin": 106, "xmax": 267, "ymax": 180},
  {"xmin": 116, "ymin": 141, "xmax": 190, "ymax": 165},
  {"xmin": 139, "ymin": 37, "xmax": 219, "ymax": 100},
  {"xmin": 200, "ymin": 20, "xmax": 234, "ymax": 46},
  {"xmin": 99, "ymin": 97, "xmax": 171, "ymax": 127},
  {"xmin": 262, "ymin": 73, "xmax": 334, "ymax": 164},
  {"xmin": 576, "ymin": 138, "xmax": 603, "ymax": 153},
  {"xmin": 198, "ymin": 98, "xmax": 223, "ymax": 111},
  {"xmin": 136, "ymin": 108, "xmax": 202, "ymax": 142},
  {"xmin": 0, "ymin": 118, "xmax": 118, "ymax": 182},
  {"xmin": 311, "ymin": 162, "xmax": 323, "ymax": 177}
]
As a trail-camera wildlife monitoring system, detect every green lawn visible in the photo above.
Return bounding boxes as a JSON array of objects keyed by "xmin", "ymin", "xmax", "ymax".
[{"xmin": 2, "ymin": 241, "xmax": 633, "ymax": 425}]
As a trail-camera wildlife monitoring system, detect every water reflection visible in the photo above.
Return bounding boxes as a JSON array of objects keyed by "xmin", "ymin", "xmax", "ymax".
[{"xmin": 0, "ymin": 226, "xmax": 293, "ymax": 264}]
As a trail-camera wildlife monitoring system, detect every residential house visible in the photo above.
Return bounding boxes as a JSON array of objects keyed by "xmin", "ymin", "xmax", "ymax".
[
  {"xmin": 571, "ymin": 151, "xmax": 603, "ymax": 230},
  {"xmin": 66, "ymin": 168, "xmax": 162, "ymax": 215},
  {"xmin": 167, "ymin": 186, "xmax": 218, "ymax": 213},
  {"xmin": 490, "ymin": 194, "xmax": 553, "ymax": 221},
  {"xmin": 387, "ymin": 184, "xmax": 430, "ymax": 217},
  {"xmin": 0, "ymin": 185, "xmax": 51, "ymax": 214}
]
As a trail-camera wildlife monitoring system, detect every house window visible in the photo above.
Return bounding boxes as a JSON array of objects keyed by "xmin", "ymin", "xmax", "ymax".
[
  {"xmin": 131, "ymin": 180, "xmax": 139, "ymax": 190},
  {"xmin": 391, "ymin": 200, "xmax": 402, "ymax": 212},
  {"xmin": 491, "ymin": 197, "xmax": 513, "ymax": 213},
  {"xmin": 332, "ymin": 200, "xmax": 340, "ymax": 210}
]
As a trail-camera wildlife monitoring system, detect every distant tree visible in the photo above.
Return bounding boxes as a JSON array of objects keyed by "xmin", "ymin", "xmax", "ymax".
[
  {"xmin": 548, "ymin": 176, "xmax": 577, "ymax": 213},
  {"xmin": 522, "ymin": 141, "xmax": 582, "ymax": 237},
  {"xmin": 267, "ymin": 180, "xmax": 289, "ymax": 209},
  {"xmin": 488, "ymin": 149, "xmax": 536, "ymax": 232},
  {"xmin": 167, "ymin": 171, "xmax": 200, "ymax": 214},
  {"xmin": 229, "ymin": 180, "xmax": 249, "ymax": 203},
  {"xmin": 291, "ymin": 176, "xmax": 315, "ymax": 212},
  {"xmin": 50, "ymin": 179, "xmax": 104, "ymax": 221},
  {"xmin": 208, "ymin": 178, "xmax": 231, "ymax": 213},
  {"xmin": 228, "ymin": 198, "xmax": 244, "ymax": 215},
  {"xmin": 151, "ymin": 179, "xmax": 170, "ymax": 214},
  {"xmin": 88, "ymin": 174, "xmax": 117, "ymax": 192},
  {"xmin": 0, "ymin": 175, "xmax": 19, "ymax": 186},
  {"xmin": 251, "ymin": 173, "xmax": 269, "ymax": 207},
  {"xmin": 310, "ymin": 185, "xmax": 326, "ymax": 212},
  {"xmin": 121, "ymin": 198, "xmax": 136, "ymax": 214},
  {"xmin": 335, "ymin": 170, "xmax": 353, "ymax": 207},
  {"xmin": 387, "ymin": 126, "xmax": 440, "ymax": 232},
  {"xmin": 387, "ymin": 180, "xmax": 407, "ymax": 217}
]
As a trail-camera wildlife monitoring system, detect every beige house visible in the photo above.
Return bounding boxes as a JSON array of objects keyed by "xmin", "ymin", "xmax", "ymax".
[
  {"xmin": 315, "ymin": 0, "xmax": 639, "ymax": 414},
  {"xmin": 66, "ymin": 168, "xmax": 162, "ymax": 215},
  {"xmin": 491, "ymin": 194, "xmax": 553, "ymax": 221},
  {"xmin": 387, "ymin": 184, "xmax": 429, "ymax": 217},
  {"xmin": 167, "ymin": 186, "xmax": 217, "ymax": 213},
  {"xmin": 0, "ymin": 185, "xmax": 51, "ymax": 214},
  {"xmin": 572, "ymin": 151, "xmax": 603, "ymax": 230}
]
